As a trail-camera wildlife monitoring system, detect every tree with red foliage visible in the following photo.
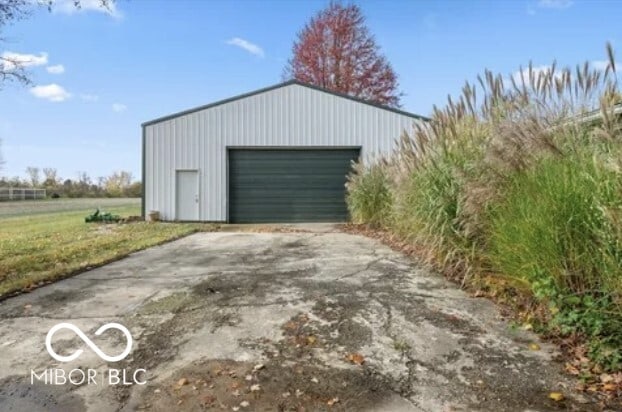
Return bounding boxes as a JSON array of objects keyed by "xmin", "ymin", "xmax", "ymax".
[{"xmin": 284, "ymin": 2, "xmax": 402, "ymax": 107}]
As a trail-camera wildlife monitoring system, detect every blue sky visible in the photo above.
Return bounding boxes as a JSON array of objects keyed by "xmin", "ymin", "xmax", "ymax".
[{"xmin": 0, "ymin": 0, "xmax": 620, "ymax": 181}]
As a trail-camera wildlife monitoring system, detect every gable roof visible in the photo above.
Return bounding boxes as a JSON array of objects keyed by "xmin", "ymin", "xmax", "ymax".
[{"xmin": 142, "ymin": 80, "xmax": 430, "ymax": 127}]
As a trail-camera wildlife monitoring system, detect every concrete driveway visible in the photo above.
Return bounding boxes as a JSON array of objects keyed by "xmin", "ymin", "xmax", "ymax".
[{"xmin": 0, "ymin": 229, "xmax": 594, "ymax": 411}]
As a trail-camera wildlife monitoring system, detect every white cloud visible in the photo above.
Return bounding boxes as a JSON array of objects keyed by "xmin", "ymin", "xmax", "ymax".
[
  {"xmin": 1, "ymin": 52, "xmax": 48, "ymax": 71},
  {"xmin": 80, "ymin": 93, "xmax": 99, "ymax": 102},
  {"xmin": 52, "ymin": 0, "xmax": 122, "ymax": 18},
  {"xmin": 511, "ymin": 65, "xmax": 564, "ymax": 85},
  {"xmin": 537, "ymin": 0, "xmax": 573, "ymax": 9},
  {"xmin": 511, "ymin": 62, "xmax": 619, "ymax": 86},
  {"xmin": 46, "ymin": 64, "xmax": 65, "ymax": 74},
  {"xmin": 592, "ymin": 60, "xmax": 620, "ymax": 72},
  {"xmin": 112, "ymin": 103, "xmax": 127, "ymax": 112},
  {"xmin": 226, "ymin": 37, "xmax": 265, "ymax": 58},
  {"xmin": 30, "ymin": 83, "xmax": 71, "ymax": 102}
]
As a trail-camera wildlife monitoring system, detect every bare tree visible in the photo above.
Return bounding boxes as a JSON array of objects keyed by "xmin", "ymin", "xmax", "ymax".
[
  {"xmin": 0, "ymin": 0, "xmax": 30, "ymax": 85},
  {"xmin": 25, "ymin": 166, "xmax": 40, "ymax": 187},
  {"xmin": 42, "ymin": 167, "xmax": 58, "ymax": 186},
  {"xmin": 1, "ymin": 0, "xmax": 115, "ymax": 87},
  {"xmin": 76, "ymin": 170, "xmax": 91, "ymax": 187},
  {"xmin": 104, "ymin": 170, "xmax": 132, "ymax": 196}
]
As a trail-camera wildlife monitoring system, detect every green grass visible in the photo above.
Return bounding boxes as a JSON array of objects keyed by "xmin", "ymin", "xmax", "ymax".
[
  {"xmin": 0, "ymin": 197, "xmax": 141, "ymax": 218},
  {"xmin": 0, "ymin": 202, "xmax": 208, "ymax": 298},
  {"xmin": 486, "ymin": 152, "xmax": 622, "ymax": 369},
  {"xmin": 487, "ymin": 152, "xmax": 622, "ymax": 295},
  {"xmin": 346, "ymin": 164, "xmax": 393, "ymax": 227}
]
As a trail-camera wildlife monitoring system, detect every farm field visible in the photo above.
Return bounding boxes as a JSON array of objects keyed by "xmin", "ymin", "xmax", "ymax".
[{"xmin": 0, "ymin": 198, "xmax": 210, "ymax": 298}]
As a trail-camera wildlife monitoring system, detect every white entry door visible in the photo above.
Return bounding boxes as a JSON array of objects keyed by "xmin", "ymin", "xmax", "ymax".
[{"xmin": 176, "ymin": 170, "xmax": 199, "ymax": 221}]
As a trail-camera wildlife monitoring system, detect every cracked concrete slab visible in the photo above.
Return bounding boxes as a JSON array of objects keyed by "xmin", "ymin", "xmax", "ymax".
[{"xmin": 0, "ymin": 230, "xmax": 596, "ymax": 411}]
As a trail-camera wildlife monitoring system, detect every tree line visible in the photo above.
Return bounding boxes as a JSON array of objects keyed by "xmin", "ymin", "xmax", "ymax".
[{"xmin": 0, "ymin": 167, "xmax": 141, "ymax": 198}]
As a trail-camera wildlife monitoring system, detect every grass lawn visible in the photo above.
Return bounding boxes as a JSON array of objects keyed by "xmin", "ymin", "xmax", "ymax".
[
  {"xmin": 0, "ymin": 197, "xmax": 142, "ymax": 218},
  {"xmin": 0, "ymin": 199, "xmax": 210, "ymax": 298}
]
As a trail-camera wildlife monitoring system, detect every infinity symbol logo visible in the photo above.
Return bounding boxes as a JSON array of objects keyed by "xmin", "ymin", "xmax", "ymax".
[{"xmin": 45, "ymin": 322, "xmax": 133, "ymax": 363}]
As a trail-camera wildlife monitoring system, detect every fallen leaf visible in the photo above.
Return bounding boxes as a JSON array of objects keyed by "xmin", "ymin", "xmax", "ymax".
[
  {"xmin": 346, "ymin": 353, "xmax": 365, "ymax": 365},
  {"xmin": 253, "ymin": 364, "xmax": 265, "ymax": 372},
  {"xmin": 565, "ymin": 363, "xmax": 580, "ymax": 375},
  {"xmin": 602, "ymin": 383, "xmax": 617, "ymax": 391},
  {"xmin": 600, "ymin": 373, "xmax": 614, "ymax": 383},
  {"xmin": 307, "ymin": 335, "xmax": 317, "ymax": 345},
  {"xmin": 528, "ymin": 343, "xmax": 541, "ymax": 351},
  {"xmin": 245, "ymin": 374, "xmax": 253, "ymax": 381},
  {"xmin": 311, "ymin": 377, "xmax": 319, "ymax": 384},
  {"xmin": 250, "ymin": 384, "xmax": 261, "ymax": 392},
  {"xmin": 174, "ymin": 378, "xmax": 188, "ymax": 389},
  {"xmin": 327, "ymin": 397, "xmax": 340, "ymax": 406},
  {"xmin": 282, "ymin": 391, "xmax": 291, "ymax": 398},
  {"xmin": 200, "ymin": 395, "xmax": 216, "ymax": 406},
  {"xmin": 240, "ymin": 401, "xmax": 250, "ymax": 408},
  {"xmin": 283, "ymin": 321, "xmax": 298, "ymax": 330},
  {"xmin": 548, "ymin": 392, "xmax": 564, "ymax": 401}
]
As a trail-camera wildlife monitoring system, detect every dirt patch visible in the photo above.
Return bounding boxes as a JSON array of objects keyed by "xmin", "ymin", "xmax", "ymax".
[
  {"xmin": 139, "ymin": 358, "xmax": 394, "ymax": 412},
  {"xmin": 191, "ymin": 267, "xmax": 315, "ymax": 304}
]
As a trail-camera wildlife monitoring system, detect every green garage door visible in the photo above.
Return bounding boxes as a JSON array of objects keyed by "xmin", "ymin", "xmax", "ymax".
[{"xmin": 228, "ymin": 148, "xmax": 360, "ymax": 223}]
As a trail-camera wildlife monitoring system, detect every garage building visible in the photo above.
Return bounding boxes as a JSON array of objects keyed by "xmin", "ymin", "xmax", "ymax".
[{"xmin": 141, "ymin": 80, "xmax": 427, "ymax": 223}]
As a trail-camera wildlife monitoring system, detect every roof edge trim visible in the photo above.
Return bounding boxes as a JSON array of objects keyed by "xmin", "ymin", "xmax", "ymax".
[{"xmin": 142, "ymin": 80, "xmax": 430, "ymax": 127}]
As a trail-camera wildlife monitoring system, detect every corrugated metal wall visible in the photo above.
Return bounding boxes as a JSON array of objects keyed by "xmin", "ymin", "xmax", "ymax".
[{"xmin": 144, "ymin": 83, "xmax": 423, "ymax": 221}]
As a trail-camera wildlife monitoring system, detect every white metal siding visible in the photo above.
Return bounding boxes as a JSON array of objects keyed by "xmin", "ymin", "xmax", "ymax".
[{"xmin": 144, "ymin": 83, "xmax": 422, "ymax": 221}]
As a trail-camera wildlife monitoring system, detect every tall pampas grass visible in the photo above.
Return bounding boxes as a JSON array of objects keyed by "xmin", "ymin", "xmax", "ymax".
[{"xmin": 346, "ymin": 44, "xmax": 622, "ymax": 370}]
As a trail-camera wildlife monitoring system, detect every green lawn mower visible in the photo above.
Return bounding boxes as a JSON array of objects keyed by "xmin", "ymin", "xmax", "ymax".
[{"xmin": 85, "ymin": 208, "xmax": 121, "ymax": 223}]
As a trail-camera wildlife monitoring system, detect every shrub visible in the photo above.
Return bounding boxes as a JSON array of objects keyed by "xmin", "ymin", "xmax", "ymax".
[{"xmin": 346, "ymin": 44, "xmax": 622, "ymax": 370}]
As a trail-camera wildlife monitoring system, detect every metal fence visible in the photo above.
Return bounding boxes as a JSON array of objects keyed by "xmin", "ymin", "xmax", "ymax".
[{"xmin": 0, "ymin": 187, "xmax": 47, "ymax": 201}]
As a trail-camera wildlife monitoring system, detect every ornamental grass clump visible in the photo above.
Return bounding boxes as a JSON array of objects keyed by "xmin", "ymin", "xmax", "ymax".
[{"xmin": 346, "ymin": 44, "xmax": 622, "ymax": 370}]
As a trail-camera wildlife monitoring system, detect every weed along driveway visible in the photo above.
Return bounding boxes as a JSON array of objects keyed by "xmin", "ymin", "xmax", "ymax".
[{"xmin": 0, "ymin": 229, "xmax": 596, "ymax": 411}]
